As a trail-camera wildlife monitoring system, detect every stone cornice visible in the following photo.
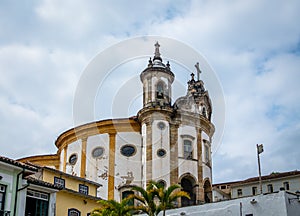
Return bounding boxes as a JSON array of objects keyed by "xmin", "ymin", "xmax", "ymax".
[{"xmin": 55, "ymin": 118, "xmax": 140, "ymax": 152}]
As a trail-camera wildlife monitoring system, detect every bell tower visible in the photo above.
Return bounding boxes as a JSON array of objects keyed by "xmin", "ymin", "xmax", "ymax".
[
  {"xmin": 140, "ymin": 42, "xmax": 174, "ymax": 108},
  {"xmin": 138, "ymin": 42, "xmax": 175, "ymax": 187}
]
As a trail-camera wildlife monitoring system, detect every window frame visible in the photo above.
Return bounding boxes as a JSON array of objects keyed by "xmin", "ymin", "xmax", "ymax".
[
  {"xmin": 252, "ymin": 186, "xmax": 257, "ymax": 195},
  {"xmin": 237, "ymin": 188, "xmax": 243, "ymax": 197},
  {"xmin": 92, "ymin": 147, "xmax": 105, "ymax": 159},
  {"xmin": 267, "ymin": 184, "xmax": 273, "ymax": 193},
  {"xmin": 68, "ymin": 208, "xmax": 81, "ymax": 216},
  {"xmin": 156, "ymin": 81, "xmax": 165, "ymax": 99},
  {"xmin": 68, "ymin": 153, "xmax": 78, "ymax": 165},
  {"xmin": 183, "ymin": 139, "xmax": 193, "ymax": 160},
  {"xmin": 79, "ymin": 184, "xmax": 89, "ymax": 195},
  {"xmin": 121, "ymin": 190, "xmax": 134, "ymax": 206},
  {"xmin": 0, "ymin": 184, "xmax": 6, "ymax": 211},
  {"xmin": 54, "ymin": 176, "xmax": 65, "ymax": 188},
  {"xmin": 283, "ymin": 181, "xmax": 290, "ymax": 190},
  {"xmin": 120, "ymin": 144, "xmax": 137, "ymax": 157}
]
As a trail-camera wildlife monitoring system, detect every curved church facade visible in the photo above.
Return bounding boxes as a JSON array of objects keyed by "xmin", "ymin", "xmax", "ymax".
[{"xmin": 20, "ymin": 43, "xmax": 215, "ymax": 206}]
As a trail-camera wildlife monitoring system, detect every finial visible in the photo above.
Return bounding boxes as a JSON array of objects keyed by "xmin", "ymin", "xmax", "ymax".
[
  {"xmin": 166, "ymin": 61, "xmax": 170, "ymax": 69},
  {"xmin": 153, "ymin": 41, "xmax": 162, "ymax": 61},
  {"xmin": 148, "ymin": 57, "xmax": 153, "ymax": 67},
  {"xmin": 190, "ymin": 73, "xmax": 195, "ymax": 80},
  {"xmin": 195, "ymin": 62, "xmax": 202, "ymax": 81}
]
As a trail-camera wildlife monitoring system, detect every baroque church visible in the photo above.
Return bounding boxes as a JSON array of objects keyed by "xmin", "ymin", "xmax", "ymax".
[{"xmin": 20, "ymin": 42, "xmax": 215, "ymax": 206}]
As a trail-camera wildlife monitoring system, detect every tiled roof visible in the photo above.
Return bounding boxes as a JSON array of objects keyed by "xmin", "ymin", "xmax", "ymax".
[
  {"xmin": 25, "ymin": 162, "xmax": 102, "ymax": 187},
  {"xmin": 0, "ymin": 155, "xmax": 37, "ymax": 172},
  {"xmin": 217, "ymin": 170, "xmax": 300, "ymax": 187},
  {"xmin": 25, "ymin": 176, "xmax": 63, "ymax": 190},
  {"xmin": 62, "ymin": 187, "xmax": 102, "ymax": 201}
]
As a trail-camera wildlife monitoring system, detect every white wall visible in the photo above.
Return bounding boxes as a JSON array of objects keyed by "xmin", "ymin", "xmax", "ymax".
[
  {"xmin": 66, "ymin": 140, "xmax": 82, "ymax": 176},
  {"xmin": 151, "ymin": 120, "xmax": 170, "ymax": 185},
  {"xmin": 86, "ymin": 134, "xmax": 109, "ymax": 199},
  {"xmin": 150, "ymin": 191, "xmax": 299, "ymax": 216},
  {"xmin": 231, "ymin": 176, "xmax": 300, "ymax": 198},
  {"xmin": 114, "ymin": 132, "xmax": 142, "ymax": 201}
]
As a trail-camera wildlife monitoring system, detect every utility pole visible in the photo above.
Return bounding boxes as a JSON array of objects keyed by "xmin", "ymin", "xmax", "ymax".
[{"xmin": 257, "ymin": 144, "xmax": 264, "ymax": 194}]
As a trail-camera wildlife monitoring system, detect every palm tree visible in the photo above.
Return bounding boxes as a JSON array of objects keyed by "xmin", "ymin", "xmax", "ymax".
[
  {"xmin": 129, "ymin": 181, "xmax": 159, "ymax": 216},
  {"xmin": 156, "ymin": 183, "xmax": 190, "ymax": 216},
  {"xmin": 91, "ymin": 198, "xmax": 134, "ymax": 216},
  {"xmin": 130, "ymin": 181, "xmax": 190, "ymax": 216}
]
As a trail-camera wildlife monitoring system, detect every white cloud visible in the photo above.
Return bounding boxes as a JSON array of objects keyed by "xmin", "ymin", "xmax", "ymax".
[{"xmin": 0, "ymin": 0, "xmax": 299, "ymax": 184}]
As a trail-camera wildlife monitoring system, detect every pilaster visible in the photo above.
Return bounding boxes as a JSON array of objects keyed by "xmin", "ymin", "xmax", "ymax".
[
  {"xmin": 108, "ymin": 133, "xmax": 116, "ymax": 200},
  {"xmin": 145, "ymin": 120, "xmax": 153, "ymax": 182},
  {"xmin": 170, "ymin": 122, "xmax": 179, "ymax": 185},
  {"xmin": 63, "ymin": 146, "xmax": 67, "ymax": 172},
  {"xmin": 80, "ymin": 137, "xmax": 87, "ymax": 178},
  {"xmin": 197, "ymin": 128, "xmax": 204, "ymax": 203}
]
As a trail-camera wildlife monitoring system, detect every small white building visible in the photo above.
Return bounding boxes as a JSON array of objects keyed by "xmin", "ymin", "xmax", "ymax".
[
  {"xmin": 213, "ymin": 170, "xmax": 300, "ymax": 202},
  {"xmin": 160, "ymin": 190, "xmax": 300, "ymax": 216}
]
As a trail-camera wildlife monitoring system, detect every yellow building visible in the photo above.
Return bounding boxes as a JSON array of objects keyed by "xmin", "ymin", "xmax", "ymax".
[{"xmin": 30, "ymin": 164, "xmax": 102, "ymax": 215}]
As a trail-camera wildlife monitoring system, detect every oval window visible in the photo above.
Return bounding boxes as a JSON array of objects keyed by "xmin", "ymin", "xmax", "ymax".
[
  {"xmin": 157, "ymin": 148, "xmax": 166, "ymax": 157},
  {"xmin": 69, "ymin": 154, "xmax": 77, "ymax": 165},
  {"xmin": 120, "ymin": 145, "xmax": 136, "ymax": 157},
  {"xmin": 92, "ymin": 147, "xmax": 105, "ymax": 158},
  {"xmin": 157, "ymin": 122, "xmax": 166, "ymax": 130}
]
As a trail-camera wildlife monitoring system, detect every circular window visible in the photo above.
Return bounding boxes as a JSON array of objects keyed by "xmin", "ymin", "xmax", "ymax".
[
  {"xmin": 157, "ymin": 148, "xmax": 167, "ymax": 157},
  {"xmin": 157, "ymin": 121, "xmax": 166, "ymax": 130},
  {"xmin": 68, "ymin": 154, "xmax": 77, "ymax": 165},
  {"xmin": 92, "ymin": 147, "xmax": 105, "ymax": 158},
  {"xmin": 120, "ymin": 145, "xmax": 136, "ymax": 157}
]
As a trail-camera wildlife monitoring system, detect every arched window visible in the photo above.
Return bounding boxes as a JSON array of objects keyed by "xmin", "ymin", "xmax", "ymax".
[
  {"xmin": 68, "ymin": 208, "xmax": 81, "ymax": 216},
  {"xmin": 122, "ymin": 191, "xmax": 134, "ymax": 206},
  {"xmin": 183, "ymin": 140, "xmax": 193, "ymax": 160},
  {"xmin": 181, "ymin": 177, "xmax": 196, "ymax": 206},
  {"xmin": 156, "ymin": 81, "xmax": 164, "ymax": 99}
]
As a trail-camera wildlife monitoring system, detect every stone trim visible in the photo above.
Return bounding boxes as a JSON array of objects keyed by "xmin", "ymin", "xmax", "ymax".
[
  {"xmin": 146, "ymin": 121, "xmax": 152, "ymax": 182},
  {"xmin": 170, "ymin": 123, "xmax": 179, "ymax": 185},
  {"xmin": 197, "ymin": 128, "xmax": 204, "ymax": 203},
  {"xmin": 80, "ymin": 137, "xmax": 87, "ymax": 178},
  {"xmin": 108, "ymin": 133, "xmax": 116, "ymax": 200}
]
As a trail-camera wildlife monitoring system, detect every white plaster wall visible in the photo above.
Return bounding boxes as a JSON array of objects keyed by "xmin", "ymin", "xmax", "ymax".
[
  {"xmin": 49, "ymin": 193, "xmax": 56, "ymax": 216},
  {"xmin": 178, "ymin": 125, "xmax": 197, "ymax": 159},
  {"xmin": 141, "ymin": 123, "xmax": 147, "ymax": 188},
  {"xmin": 85, "ymin": 134, "xmax": 109, "ymax": 199},
  {"xmin": 203, "ymin": 165, "xmax": 211, "ymax": 180},
  {"xmin": 285, "ymin": 192, "xmax": 300, "ymax": 216},
  {"xmin": 114, "ymin": 132, "xmax": 142, "ymax": 201},
  {"xmin": 212, "ymin": 189, "xmax": 229, "ymax": 202},
  {"xmin": 177, "ymin": 125, "xmax": 198, "ymax": 180},
  {"xmin": 0, "ymin": 172, "xmax": 14, "ymax": 211},
  {"xmin": 152, "ymin": 120, "xmax": 170, "ymax": 186},
  {"xmin": 66, "ymin": 140, "xmax": 82, "ymax": 176},
  {"xmin": 153, "ymin": 191, "xmax": 295, "ymax": 216},
  {"xmin": 201, "ymin": 131, "xmax": 210, "ymax": 142},
  {"xmin": 17, "ymin": 188, "xmax": 26, "ymax": 216},
  {"xmin": 231, "ymin": 176, "xmax": 300, "ymax": 198},
  {"xmin": 59, "ymin": 150, "xmax": 64, "ymax": 170},
  {"xmin": 151, "ymin": 76, "xmax": 158, "ymax": 101},
  {"xmin": 201, "ymin": 131, "xmax": 212, "ymax": 182},
  {"xmin": 178, "ymin": 158, "xmax": 198, "ymax": 181}
]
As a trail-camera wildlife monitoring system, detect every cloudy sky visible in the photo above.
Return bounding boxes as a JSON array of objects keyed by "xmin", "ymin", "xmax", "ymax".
[{"xmin": 1, "ymin": 0, "xmax": 300, "ymax": 183}]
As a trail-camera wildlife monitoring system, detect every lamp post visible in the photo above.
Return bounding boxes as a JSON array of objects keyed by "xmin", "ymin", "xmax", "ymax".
[{"xmin": 257, "ymin": 144, "xmax": 264, "ymax": 194}]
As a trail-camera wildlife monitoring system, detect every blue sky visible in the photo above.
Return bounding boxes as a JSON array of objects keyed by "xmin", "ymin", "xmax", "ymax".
[{"xmin": 0, "ymin": 0, "xmax": 300, "ymax": 183}]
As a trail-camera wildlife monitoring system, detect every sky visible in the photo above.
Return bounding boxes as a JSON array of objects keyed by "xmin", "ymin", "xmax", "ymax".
[{"xmin": 0, "ymin": 0, "xmax": 300, "ymax": 183}]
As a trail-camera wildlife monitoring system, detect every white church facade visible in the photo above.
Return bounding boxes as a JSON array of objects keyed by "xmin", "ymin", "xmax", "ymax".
[{"xmin": 20, "ymin": 43, "xmax": 215, "ymax": 206}]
